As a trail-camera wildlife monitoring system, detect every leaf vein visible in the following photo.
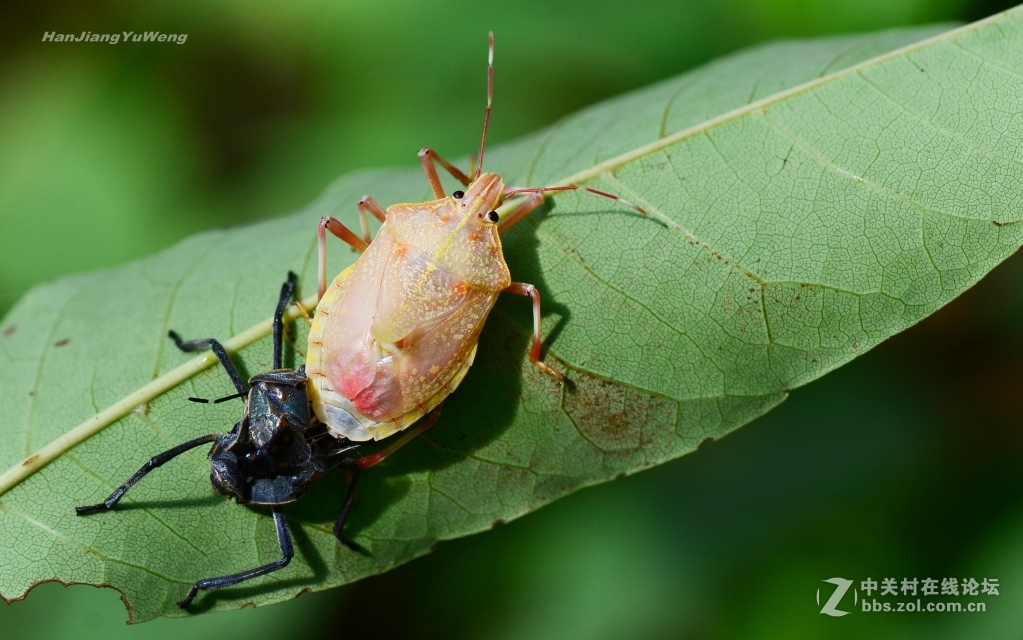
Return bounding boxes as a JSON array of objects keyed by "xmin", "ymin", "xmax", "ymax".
[
  {"xmin": 23, "ymin": 301, "xmax": 71, "ymax": 456},
  {"xmin": 0, "ymin": 501, "xmax": 189, "ymax": 585},
  {"xmin": 756, "ymin": 111, "xmax": 990, "ymax": 225},
  {"xmin": 859, "ymin": 69, "xmax": 1023, "ymax": 176}
]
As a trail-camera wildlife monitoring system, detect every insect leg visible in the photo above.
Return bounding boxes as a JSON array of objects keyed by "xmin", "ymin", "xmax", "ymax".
[
  {"xmin": 418, "ymin": 148, "xmax": 471, "ymax": 198},
  {"xmin": 318, "ymin": 216, "xmax": 369, "ymax": 299},
  {"xmin": 272, "ymin": 272, "xmax": 297, "ymax": 370},
  {"xmin": 168, "ymin": 332, "xmax": 248, "ymax": 395},
  {"xmin": 75, "ymin": 433, "xmax": 218, "ymax": 515},
  {"xmin": 497, "ymin": 191, "xmax": 544, "ymax": 234},
  {"xmin": 332, "ymin": 408, "xmax": 442, "ymax": 549},
  {"xmin": 355, "ymin": 407, "xmax": 442, "ymax": 470},
  {"xmin": 357, "ymin": 195, "xmax": 387, "ymax": 243},
  {"xmin": 502, "ymin": 283, "xmax": 564, "ymax": 383},
  {"xmin": 177, "ymin": 508, "xmax": 294, "ymax": 608},
  {"xmin": 332, "ymin": 459, "xmax": 363, "ymax": 552}
]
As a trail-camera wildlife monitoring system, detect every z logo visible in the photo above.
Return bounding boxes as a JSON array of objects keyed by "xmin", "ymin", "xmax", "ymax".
[{"xmin": 817, "ymin": 578, "xmax": 855, "ymax": 617}]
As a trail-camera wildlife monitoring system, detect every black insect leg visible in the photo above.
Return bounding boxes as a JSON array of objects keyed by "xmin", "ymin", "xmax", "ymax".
[
  {"xmin": 272, "ymin": 272, "xmax": 297, "ymax": 370},
  {"xmin": 75, "ymin": 434, "xmax": 218, "ymax": 515},
  {"xmin": 178, "ymin": 508, "xmax": 294, "ymax": 609},
  {"xmin": 167, "ymin": 332, "xmax": 247, "ymax": 395},
  {"xmin": 332, "ymin": 460, "xmax": 364, "ymax": 553}
]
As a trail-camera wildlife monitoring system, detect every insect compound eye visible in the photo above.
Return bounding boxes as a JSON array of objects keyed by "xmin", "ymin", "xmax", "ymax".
[
  {"xmin": 485, "ymin": 210, "xmax": 500, "ymax": 223},
  {"xmin": 452, "ymin": 190, "xmax": 465, "ymax": 199}
]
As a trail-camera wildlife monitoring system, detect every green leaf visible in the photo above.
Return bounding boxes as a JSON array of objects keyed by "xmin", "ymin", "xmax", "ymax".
[{"xmin": 2, "ymin": 14, "xmax": 1021, "ymax": 620}]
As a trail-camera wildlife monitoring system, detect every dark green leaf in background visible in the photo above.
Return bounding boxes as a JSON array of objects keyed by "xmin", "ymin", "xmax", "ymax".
[{"xmin": 2, "ymin": 11, "xmax": 1023, "ymax": 621}]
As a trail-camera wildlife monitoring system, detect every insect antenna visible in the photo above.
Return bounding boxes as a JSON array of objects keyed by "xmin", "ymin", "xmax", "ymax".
[
  {"xmin": 186, "ymin": 391, "xmax": 246, "ymax": 404},
  {"xmin": 504, "ymin": 185, "xmax": 648, "ymax": 215},
  {"xmin": 213, "ymin": 392, "xmax": 247, "ymax": 403},
  {"xmin": 474, "ymin": 31, "xmax": 494, "ymax": 180},
  {"xmin": 497, "ymin": 185, "xmax": 649, "ymax": 232}
]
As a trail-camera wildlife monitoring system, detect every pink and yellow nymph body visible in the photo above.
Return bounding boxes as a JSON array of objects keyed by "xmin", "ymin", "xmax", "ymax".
[
  {"xmin": 307, "ymin": 174, "xmax": 511, "ymax": 441},
  {"xmin": 305, "ymin": 32, "xmax": 645, "ymax": 443}
]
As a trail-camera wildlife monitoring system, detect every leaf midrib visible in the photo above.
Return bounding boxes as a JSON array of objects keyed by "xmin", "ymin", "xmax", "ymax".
[
  {"xmin": 0, "ymin": 10, "xmax": 1011, "ymax": 498},
  {"xmin": 544, "ymin": 13, "xmax": 1002, "ymax": 190}
]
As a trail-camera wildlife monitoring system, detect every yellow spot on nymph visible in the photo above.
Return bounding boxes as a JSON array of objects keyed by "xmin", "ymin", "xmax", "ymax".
[
  {"xmin": 430, "ymin": 365, "xmax": 440, "ymax": 374},
  {"xmin": 395, "ymin": 243, "xmax": 407, "ymax": 256},
  {"xmin": 340, "ymin": 307, "xmax": 349, "ymax": 316},
  {"xmin": 468, "ymin": 232, "xmax": 479, "ymax": 241},
  {"xmin": 440, "ymin": 216, "xmax": 450, "ymax": 223}
]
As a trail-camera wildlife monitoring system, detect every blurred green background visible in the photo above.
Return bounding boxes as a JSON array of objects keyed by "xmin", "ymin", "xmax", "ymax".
[{"xmin": 2, "ymin": 0, "xmax": 1022, "ymax": 638}]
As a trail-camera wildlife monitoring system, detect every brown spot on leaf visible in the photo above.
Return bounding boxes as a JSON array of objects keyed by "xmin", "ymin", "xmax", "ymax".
[
  {"xmin": 561, "ymin": 372, "xmax": 675, "ymax": 452},
  {"xmin": 698, "ymin": 437, "xmax": 715, "ymax": 450},
  {"xmin": 22, "ymin": 454, "xmax": 39, "ymax": 466},
  {"xmin": 491, "ymin": 518, "xmax": 506, "ymax": 529},
  {"xmin": 54, "ymin": 338, "xmax": 70, "ymax": 348},
  {"xmin": 2, "ymin": 324, "xmax": 15, "ymax": 337}
]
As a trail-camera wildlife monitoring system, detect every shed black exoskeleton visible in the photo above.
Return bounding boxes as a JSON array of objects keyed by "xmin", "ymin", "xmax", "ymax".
[{"xmin": 75, "ymin": 273, "xmax": 437, "ymax": 608}]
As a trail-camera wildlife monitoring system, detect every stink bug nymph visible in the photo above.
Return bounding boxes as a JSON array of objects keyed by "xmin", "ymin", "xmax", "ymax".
[
  {"xmin": 307, "ymin": 32, "xmax": 647, "ymax": 442},
  {"xmin": 75, "ymin": 273, "xmax": 436, "ymax": 608}
]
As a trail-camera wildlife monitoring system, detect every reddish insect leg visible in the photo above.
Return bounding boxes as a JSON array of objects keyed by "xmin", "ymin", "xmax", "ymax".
[
  {"xmin": 318, "ymin": 196, "xmax": 389, "ymax": 299},
  {"xmin": 503, "ymin": 282, "xmax": 563, "ymax": 383},
  {"xmin": 356, "ymin": 406, "xmax": 442, "ymax": 470},
  {"xmin": 318, "ymin": 216, "xmax": 368, "ymax": 299},
  {"xmin": 418, "ymin": 148, "xmax": 471, "ymax": 198},
  {"xmin": 357, "ymin": 195, "xmax": 387, "ymax": 243},
  {"xmin": 331, "ymin": 407, "xmax": 441, "ymax": 551},
  {"xmin": 497, "ymin": 192, "xmax": 544, "ymax": 234}
]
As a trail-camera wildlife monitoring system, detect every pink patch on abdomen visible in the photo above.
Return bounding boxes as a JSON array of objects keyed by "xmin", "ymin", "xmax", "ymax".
[
  {"xmin": 330, "ymin": 343, "xmax": 373, "ymax": 400},
  {"xmin": 352, "ymin": 377, "xmax": 394, "ymax": 418},
  {"xmin": 339, "ymin": 367, "xmax": 372, "ymax": 402},
  {"xmin": 329, "ymin": 341, "xmax": 404, "ymax": 421}
]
